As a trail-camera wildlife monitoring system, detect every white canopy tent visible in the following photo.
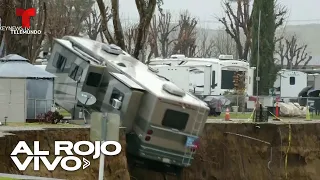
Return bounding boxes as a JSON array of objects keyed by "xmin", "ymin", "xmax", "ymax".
[{"xmin": 0, "ymin": 54, "xmax": 56, "ymax": 122}]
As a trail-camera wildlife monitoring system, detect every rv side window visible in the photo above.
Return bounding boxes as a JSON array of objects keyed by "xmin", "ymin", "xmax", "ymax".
[
  {"xmin": 69, "ymin": 63, "xmax": 83, "ymax": 81},
  {"xmin": 52, "ymin": 53, "xmax": 67, "ymax": 71},
  {"xmin": 109, "ymin": 88, "xmax": 124, "ymax": 104},
  {"xmin": 162, "ymin": 109, "xmax": 189, "ymax": 131},
  {"xmin": 212, "ymin": 71, "xmax": 216, "ymax": 88},
  {"xmin": 86, "ymin": 72, "xmax": 102, "ymax": 87},
  {"xmin": 290, "ymin": 77, "xmax": 295, "ymax": 85}
]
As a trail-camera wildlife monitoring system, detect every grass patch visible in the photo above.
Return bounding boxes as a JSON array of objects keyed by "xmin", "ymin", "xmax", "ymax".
[
  {"xmin": 6, "ymin": 122, "xmax": 81, "ymax": 128},
  {"xmin": 209, "ymin": 112, "xmax": 252, "ymax": 119},
  {"xmin": 58, "ymin": 108, "xmax": 71, "ymax": 117},
  {"xmin": 0, "ymin": 177, "xmax": 18, "ymax": 180},
  {"xmin": 209, "ymin": 112, "xmax": 320, "ymax": 120}
]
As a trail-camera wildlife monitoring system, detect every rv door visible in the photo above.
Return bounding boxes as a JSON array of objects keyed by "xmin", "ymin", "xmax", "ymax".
[{"xmin": 204, "ymin": 65, "xmax": 211, "ymax": 95}]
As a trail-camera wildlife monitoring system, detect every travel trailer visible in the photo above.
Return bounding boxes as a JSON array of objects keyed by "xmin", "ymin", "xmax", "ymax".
[
  {"xmin": 152, "ymin": 64, "xmax": 212, "ymax": 96},
  {"xmin": 273, "ymin": 70, "xmax": 308, "ymax": 98},
  {"xmin": 149, "ymin": 54, "xmax": 255, "ymax": 96},
  {"xmin": 45, "ymin": 36, "xmax": 209, "ymax": 171}
]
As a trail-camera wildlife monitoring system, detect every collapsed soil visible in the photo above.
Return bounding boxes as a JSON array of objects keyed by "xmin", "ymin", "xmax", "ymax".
[
  {"xmin": 0, "ymin": 128, "xmax": 130, "ymax": 180},
  {"xmin": 1, "ymin": 122, "xmax": 320, "ymax": 180},
  {"xmin": 131, "ymin": 122, "xmax": 320, "ymax": 180}
]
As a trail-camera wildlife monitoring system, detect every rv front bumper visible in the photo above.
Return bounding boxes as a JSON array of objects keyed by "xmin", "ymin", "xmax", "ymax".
[
  {"xmin": 126, "ymin": 134, "xmax": 194, "ymax": 167},
  {"xmin": 139, "ymin": 144, "xmax": 194, "ymax": 167}
]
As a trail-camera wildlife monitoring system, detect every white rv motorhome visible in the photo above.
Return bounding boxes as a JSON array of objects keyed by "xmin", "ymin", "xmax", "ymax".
[
  {"xmin": 149, "ymin": 54, "xmax": 255, "ymax": 96},
  {"xmin": 45, "ymin": 36, "xmax": 209, "ymax": 171},
  {"xmin": 273, "ymin": 70, "xmax": 308, "ymax": 98}
]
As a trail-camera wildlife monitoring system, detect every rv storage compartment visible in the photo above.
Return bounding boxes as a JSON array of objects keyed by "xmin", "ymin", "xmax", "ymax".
[{"xmin": 102, "ymin": 72, "xmax": 145, "ymax": 133}]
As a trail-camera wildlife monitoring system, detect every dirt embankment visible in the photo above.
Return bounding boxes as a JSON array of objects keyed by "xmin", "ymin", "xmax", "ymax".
[
  {"xmin": 1, "ymin": 123, "xmax": 320, "ymax": 180},
  {"xmin": 131, "ymin": 123, "xmax": 320, "ymax": 180},
  {"xmin": 0, "ymin": 128, "xmax": 130, "ymax": 180}
]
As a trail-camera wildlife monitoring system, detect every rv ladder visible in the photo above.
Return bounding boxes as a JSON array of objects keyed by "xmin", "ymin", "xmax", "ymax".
[{"xmin": 181, "ymin": 103, "xmax": 207, "ymax": 166}]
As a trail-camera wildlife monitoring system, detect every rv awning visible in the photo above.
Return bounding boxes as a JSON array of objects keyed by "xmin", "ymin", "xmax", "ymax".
[
  {"xmin": 0, "ymin": 54, "xmax": 55, "ymax": 78},
  {"xmin": 109, "ymin": 72, "xmax": 144, "ymax": 91}
]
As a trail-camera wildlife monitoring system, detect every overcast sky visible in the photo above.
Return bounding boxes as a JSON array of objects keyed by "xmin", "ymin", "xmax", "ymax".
[{"xmin": 117, "ymin": 0, "xmax": 320, "ymax": 29}]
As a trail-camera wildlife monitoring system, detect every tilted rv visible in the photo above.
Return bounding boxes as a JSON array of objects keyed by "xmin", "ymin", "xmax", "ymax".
[{"xmin": 45, "ymin": 36, "xmax": 209, "ymax": 171}]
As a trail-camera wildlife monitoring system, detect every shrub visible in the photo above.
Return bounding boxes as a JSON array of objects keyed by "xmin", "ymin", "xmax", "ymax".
[
  {"xmin": 36, "ymin": 111, "xmax": 64, "ymax": 124},
  {"xmin": 36, "ymin": 113, "xmax": 45, "ymax": 123}
]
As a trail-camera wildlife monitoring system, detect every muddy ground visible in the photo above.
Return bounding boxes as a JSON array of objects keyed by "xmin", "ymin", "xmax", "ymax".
[
  {"xmin": 0, "ymin": 127, "xmax": 130, "ymax": 180},
  {"xmin": 131, "ymin": 122, "xmax": 320, "ymax": 180},
  {"xmin": 1, "ymin": 122, "xmax": 320, "ymax": 180}
]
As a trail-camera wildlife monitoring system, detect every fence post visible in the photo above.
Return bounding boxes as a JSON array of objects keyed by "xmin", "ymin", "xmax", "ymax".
[
  {"xmin": 34, "ymin": 99, "xmax": 37, "ymax": 119},
  {"xmin": 44, "ymin": 100, "xmax": 47, "ymax": 113},
  {"xmin": 236, "ymin": 94, "xmax": 239, "ymax": 116}
]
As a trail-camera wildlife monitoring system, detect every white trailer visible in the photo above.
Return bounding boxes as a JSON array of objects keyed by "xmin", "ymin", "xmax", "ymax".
[
  {"xmin": 153, "ymin": 64, "xmax": 212, "ymax": 96},
  {"xmin": 149, "ymin": 54, "xmax": 255, "ymax": 96},
  {"xmin": 273, "ymin": 70, "xmax": 308, "ymax": 98}
]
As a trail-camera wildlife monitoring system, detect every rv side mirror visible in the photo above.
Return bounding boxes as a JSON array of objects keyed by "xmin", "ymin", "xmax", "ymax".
[{"xmin": 112, "ymin": 99, "xmax": 122, "ymax": 110}]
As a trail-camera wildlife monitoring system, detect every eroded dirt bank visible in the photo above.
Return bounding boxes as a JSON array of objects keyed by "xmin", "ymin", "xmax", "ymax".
[
  {"xmin": 0, "ymin": 128, "xmax": 130, "ymax": 180},
  {"xmin": 131, "ymin": 123, "xmax": 320, "ymax": 180},
  {"xmin": 1, "ymin": 123, "xmax": 320, "ymax": 180}
]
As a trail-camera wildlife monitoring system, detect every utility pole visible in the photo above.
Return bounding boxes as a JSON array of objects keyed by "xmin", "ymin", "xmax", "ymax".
[{"xmin": 255, "ymin": 10, "xmax": 261, "ymax": 97}]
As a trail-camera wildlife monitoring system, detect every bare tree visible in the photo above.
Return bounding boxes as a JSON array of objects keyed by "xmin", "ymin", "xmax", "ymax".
[
  {"xmin": 46, "ymin": 0, "xmax": 95, "ymax": 48},
  {"xmin": 172, "ymin": 11, "xmax": 198, "ymax": 57},
  {"xmin": 218, "ymin": 0, "xmax": 287, "ymax": 60},
  {"xmin": 85, "ymin": 5, "xmax": 111, "ymax": 41},
  {"xmin": 195, "ymin": 30, "xmax": 215, "ymax": 58},
  {"xmin": 212, "ymin": 29, "xmax": 237, "ymax": 57},
  {"xmin": 27, "ymin": 1, "xmax": 47, "ymax": 63},
  {"xmin": 0, "ymin": 0, "xmax": 46, "ymax": 63},
  {"xmin": 123, "ymin": 23, "xmax": 138, "ymax": 55},
  {"xmin": 218, "ymin": 0, "xmax": 251, "ymax": 60},
  {"xmin": 157, "ymin": 12, "xmax": 179, "ymax": 58},
  {"xmin": 274, "ymin": 38, "xmax": 286, "ymax": 68},
  {"xmin": 97, "ymin": 0, "xmax": 160, "ymax": 60},
  {"xmin": 275, "ymin": 35, "xmax": 312, "ymax": 69},
  {"xmin": 147, "ymin": 11, "xmax": 179, "ymax": 59},
  {"xmin": 134, "ymin": 0, "xmax": 158, "ymax": 59},
  {"xmin": 147, "ymin": 16, "xmax": 160, "ymax": 59}
]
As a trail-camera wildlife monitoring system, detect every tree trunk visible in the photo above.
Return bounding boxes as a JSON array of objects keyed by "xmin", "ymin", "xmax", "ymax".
[
  {"xmin": 3, "ymin": 0, "xmax": 32, "ymax": 58},
  {"xmin": 110, "ymin": 0, "xmax": 125, "ymax": 50}
]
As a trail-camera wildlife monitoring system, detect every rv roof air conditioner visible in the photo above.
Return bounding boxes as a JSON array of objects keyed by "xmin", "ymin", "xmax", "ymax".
[
  {"xmin": 162, "ymin": 82, "xmax": 186, "ymax": 97},
  {"xmin": 102, "ymin": 44, "xmax": 123, "ymax": 55},
  {"xmin": 170, "ymin": 54, "xmax": 186, "ymax": 59},
  {"xmin": 117, "ymin": 62, "xmax": 126, "ymax": 67},
  {"xmin": 219, "ymin": 54, "xmax": 233, "ymax": 60}
]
